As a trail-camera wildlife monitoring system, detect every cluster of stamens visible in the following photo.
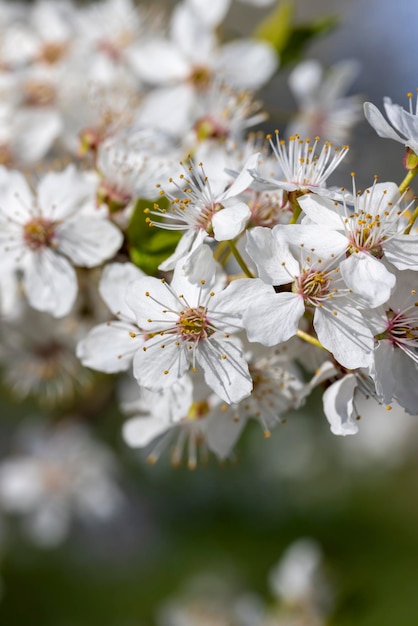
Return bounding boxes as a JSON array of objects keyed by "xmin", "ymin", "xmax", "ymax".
[
  {"xmin": 23, "ymin": 217, "xmax": 56, "ymax": 251},
  {"xmin": 385, "ymin": 303, "xmax": 418, "ymax": 356},
  {"xmin": 296, "ymin": 268, "xmax": 332, "ymax": 306},
  {"xmin": 176, "ymin": 306, "xmax": 213, "ymax": 341},
  {"xmin": 267, "ymin": 130, "xmax": 349, "ymax": 188},
  {"xmin": 147, "ymin": 160, "xmax": 222, "ymax": 234}
]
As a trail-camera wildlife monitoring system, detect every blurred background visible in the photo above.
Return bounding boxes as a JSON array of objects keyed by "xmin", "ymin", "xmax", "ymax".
[{"xmin": 1, "ymin": 0, "xmax": 418, "ymax": 624}]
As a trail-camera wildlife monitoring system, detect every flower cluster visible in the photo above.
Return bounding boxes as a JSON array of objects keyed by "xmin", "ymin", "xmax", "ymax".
[{"xmin": 0, "ymin": 0, "xmax": 417, "ymax": 488}]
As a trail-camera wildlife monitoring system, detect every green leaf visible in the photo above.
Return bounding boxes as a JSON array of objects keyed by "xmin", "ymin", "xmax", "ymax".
[
  {"xmin": 254, "ymin": 0, "xmax": 338, "ymax": 68},
  {"xmin": 280, "ymin": 16, "xmax": 339, "ymax": 66},
  {"xmin": 253, "ymin": 0, "xmax": 294, "ymax": 55},
  {"xmin": 126, "ymin": 198, "xmax": 182, "ymax": 275}
]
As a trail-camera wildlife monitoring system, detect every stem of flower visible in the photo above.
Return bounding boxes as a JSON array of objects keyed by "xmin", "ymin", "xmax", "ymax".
[
  {"xmin": 296, "ymin": 329, "xmax": 325, "ymax": 350},
  {"xmin": 404, "ymin": 204, "xmax": 418, "ymax": 234},
  {"xmin": 399, "ymin": 166, "xmax": 418, "ymax": 194},
  {"xmin": 228, "ymin": 240, "xmax": 254, "ymax": 278},
  {"xmin": 213, "ymin": 240, "xmax": 230, "ymax": 262}
]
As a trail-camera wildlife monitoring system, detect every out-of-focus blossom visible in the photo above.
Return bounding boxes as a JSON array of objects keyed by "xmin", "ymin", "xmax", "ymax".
[
  {"xmin": 287, "ymin": 59, "xmax": 362, "ymax": 145},
  {"xmin": 0, "ymin": 165, "xmax": 122, "ymax": 317},
  {"xmin": 0, "ymin": 421, "xmax": 123, "ymax": 547}
]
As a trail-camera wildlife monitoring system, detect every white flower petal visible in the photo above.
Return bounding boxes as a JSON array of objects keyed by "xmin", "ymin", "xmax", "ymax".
[
  {"xmin": 23, "ymin": 248, "xmax": 77, "ymax": 317},
  {"xmin": 122, "ymin": 415, "xmax": 171, "ymax": 448},
  {"xmin": 0, "ymin": 168, "xmax": 34, "ymax": 223},
  {"xmin": 322, "ymin": 375, "xmax": 359, "ymax": 436},
  {"xmin": 246, "ymin": 227, "xmax": 299, "ymax": 284},
  {"xmin": 196, "ymin": 336, "xmax": 252, "ymax": 403},
  {"xmin": 76, "ymin": 321, "xmax": 140, "ymax": 373},
  {"xmin": 314, "ymin": 305, "xmax": 373, "ymax": 370},
  {"xmin": 37, "ymin": 165, "xmax": 95, "ymax": 221},
  {"xmin": 243, "ymin": 290, "xmax": 305, "ymax": 346},
  {"xmin": 129, "ymin": 40, "xmax": 189, "ymax": 84},
  {"xmin": 364, "ymin": 102, "xmax": 405, "ymax": 144},
  {"xmin": 132, "ymin": 335, "xmax": 190, "ymax": 390},
  {"xmin": 297, "ymin": 193, "xmax": 345, "ymax": 229},
  {"xmin": 206, "ymin": 410, "xmax": 247, "ymax": 460},
  {"xmin": 340, "ymin": 253, "xmax": 396, "ymax": 307},
  {"xmin": 212, "ymin": 202, "xmax": 250, "ymax": 241},
  {"xmin": 187, "ymin": 0, "xmax": 230, "ymax": 27},
  {"xmin": 125, "ymin": 276, "xmax": 179, "ymax": 331},
  {"xmin": 218, "ymin": 39, "xmax": 278, "ymax": 89},
  {"xmin": 55, "ymin": 217, "xmax": 122, "ymax": 267},
  {"xmin": 99, "ymin": 262, "xmax": 145, "ymax": 320},
  {"xmin": 372, "ymin": 340, "xmax": 395, "ymax": 405},
  {"xmin": 383, "ymin": 235, "xmax": 418, "ymax": 270},
  {"xmin": 277, "ymin": 224, "xmax": 348, "ymax": 257}
]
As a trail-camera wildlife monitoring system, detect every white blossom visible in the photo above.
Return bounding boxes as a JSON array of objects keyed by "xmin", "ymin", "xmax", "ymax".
[{"xmin": 0, "ymin": 165, "xmax": 123, "ymax": 317}]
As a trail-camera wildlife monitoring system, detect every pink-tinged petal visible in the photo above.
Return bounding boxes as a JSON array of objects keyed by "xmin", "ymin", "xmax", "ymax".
[
  {"xmin": 196, "ymin": 336, "xmax": 252, "ymax": 404},
  {"xmin": 297, "ymin": 193, "xmax": 345, "ymax": 228},
  {"xmin": 122, "ymin": 415, "xmax": 171, "ymax": 448},
  {"xmin": 99, "ymin": 262, "xmax": 145, "ymax": 321},
  {"xmin": 37, "ymin": 165, "xmax": 95, "ymax": 221},
  {"xmin": 23, "ymin": 248, "xmax": 77, "ymax": 317},
  {"xmin": 55, "ymin": 217, "xmax": 122, "ymax": 267},
  {"xmin": 314, "ymin": 305, "xmax": 374, "ymax": 370},
  {"xmin": 322, "ymin": 375, "xmax": 359, "ymax": 436},
  {"xmin": 76, "ymin": 321, "xmax": 141, "ymax": 373},
  {"xmin": 128, "ymin": 40, "xmax": 189, "ymax": 84},
  {"xmin": 246, "ymin": 227, "xmax": 298, "ymax": 284},
  {"xmin": 212, "ymin": 202, "xmax": 250, "ymax": 241},
  {"xmin": 363, "ymin": 102, "xmax": 405, "ymax": 144},
  {"xmin": 218, "ymin": 39, "xmax": 278, "ymax": 89},
  {"xmin": 132, "ymin": 335, "xmax": 190, "ymax": 390},
  {"xmin": 125, "ymin": 276, "xmax": 179, "ymax": 331},
  {"xmin": 243, "ymin": 290, "xmax": 305, "ymax": 346},
  {"xmin": 340, "ymin": 253, "xmax": 395, "ymax": 307},
  {"xmin": 383, "ymin": 235, "xmax": 418, "ymax": 270}
]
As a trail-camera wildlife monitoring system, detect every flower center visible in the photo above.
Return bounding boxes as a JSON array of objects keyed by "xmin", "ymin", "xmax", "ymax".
[
  {"xmin": 0, "ymin": 144, "xmax": 12, "ymax": 166},
  {"xmin": 384, "ymin": 309, "xmax": 418, "ymax": 347},
  {"xmin": 194, "ymin": 115, "xmax": 228, "ymax": 141},
  {"xmin": 38, "ymin": 42, "xmax": 68, "ymax": 65},
  {"xmin": 97, "ymin": 180, "xmax": 132, "ymax": 214},
  {"xmin": 296, "ymin": 269, "xmax": 330, "ymax": 304},
  {"xmin": 189, "ymin": 65, "xmax": 212, "ymax": 90},
  {"xmin": 23, "ymin": 80, "xmax": 56, "ymax": 107},
  {"xmin": 24, "ymin": 217, "xmax": 56, "ymax": 251},
  {"xmin": 177, "ymin": 306, "xmax": 213, "ymax": 341},
  {"xmin": 348, "ymin": 214, "xmax": 384, "ymax": 257},
  {"xmin": 186, "ymin": 400, "xmax": 210, "ymax": 421}
]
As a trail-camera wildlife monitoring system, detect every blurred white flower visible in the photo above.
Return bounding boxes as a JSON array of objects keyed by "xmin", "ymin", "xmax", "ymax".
[
  {"xmin": 0, "ymin": 421, "xmax": 123, "ymax": 547},
  {"xmin": 287, "ymin": 59, "xmax": 362, "ymax": 145},
  {"xmin": 0, "ymin": 165, "xmax": 122, "ymax": 317}
]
